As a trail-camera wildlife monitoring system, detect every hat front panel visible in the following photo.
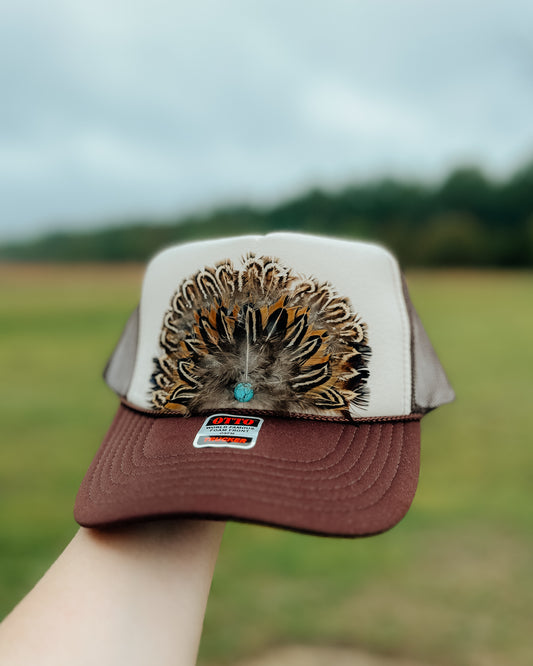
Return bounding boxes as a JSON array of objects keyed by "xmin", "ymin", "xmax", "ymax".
[{"xmin": 125, "ymin": 233, "xmax": 412, "ymax": 418}]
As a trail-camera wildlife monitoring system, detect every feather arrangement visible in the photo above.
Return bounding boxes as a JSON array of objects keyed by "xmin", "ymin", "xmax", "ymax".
[{"xmin": 151, "ymin": 255, "xmax": 371, "ymax": 417}]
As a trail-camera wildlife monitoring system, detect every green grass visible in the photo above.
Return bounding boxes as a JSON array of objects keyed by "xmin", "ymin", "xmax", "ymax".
[{"xmin": 1, "ymin": 265, "xmax": 532, "ymax": 665}]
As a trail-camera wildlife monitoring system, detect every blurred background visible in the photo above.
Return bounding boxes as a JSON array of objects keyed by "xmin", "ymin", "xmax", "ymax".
[{"xmin": 0, "ymin": 1, "xmax": 532, "ymax": 664}]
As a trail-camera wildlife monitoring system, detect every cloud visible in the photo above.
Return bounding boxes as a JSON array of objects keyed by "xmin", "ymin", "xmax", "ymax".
[{"xmin": 1, "ymin": 0, "xmax": 533, "ymax": 239}]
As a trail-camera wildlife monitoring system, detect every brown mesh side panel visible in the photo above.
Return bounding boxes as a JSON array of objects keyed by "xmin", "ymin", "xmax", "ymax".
[
  {"xmin": 103, "ymin": 306, "xmax": 139, "ymax": 398},
  {"xmin": 401, "ymin": 275, "xmax": 455, "ymax": 412}
]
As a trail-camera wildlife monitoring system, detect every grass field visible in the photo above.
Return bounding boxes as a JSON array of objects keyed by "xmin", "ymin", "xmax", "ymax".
[{"xmin": 0, "ymin": 264, "xmax": 532, "ymax": 665}]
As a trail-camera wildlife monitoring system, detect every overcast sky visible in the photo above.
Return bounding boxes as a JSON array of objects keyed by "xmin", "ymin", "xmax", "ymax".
[{"xmin": 1, "ymin": 0, "xmax": 533, "ymax": 241}]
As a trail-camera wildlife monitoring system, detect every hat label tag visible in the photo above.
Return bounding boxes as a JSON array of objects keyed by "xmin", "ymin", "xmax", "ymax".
[{"xmin": 193, "ymin": 414, "xmax": 264, "ymax": 449}]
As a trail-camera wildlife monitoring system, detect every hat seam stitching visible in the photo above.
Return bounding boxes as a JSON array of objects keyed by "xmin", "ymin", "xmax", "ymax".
[
  {"xmin": 135, "ymin": 421, "xmax": 374, "ymax": 485},
  {"xmin": 87, "ymin": 419, "xmax": 402, "ymax": 505},
  {"xmin": 83, "ymin": 421, "xmax": 405, "ymax": 515},
  {"xmin": 134, "ymin": 423, "xmax": 384, "ymax": 494}
]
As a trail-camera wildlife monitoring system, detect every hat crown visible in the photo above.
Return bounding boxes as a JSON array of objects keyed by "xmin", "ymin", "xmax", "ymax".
[{"xmin": 105, "ymin": 232, "xmax": 454, "ymax": 419}]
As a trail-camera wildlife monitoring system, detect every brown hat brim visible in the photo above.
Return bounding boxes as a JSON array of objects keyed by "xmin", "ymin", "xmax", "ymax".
[{"xmin": 74, "ymin": 404, "xmax": 421, "ymax": 537}]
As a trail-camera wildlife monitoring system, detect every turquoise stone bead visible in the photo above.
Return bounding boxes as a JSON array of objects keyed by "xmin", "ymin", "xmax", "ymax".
[{"xmin": 234, "ymin": 382, "xmax": 254, "ymax": 402}]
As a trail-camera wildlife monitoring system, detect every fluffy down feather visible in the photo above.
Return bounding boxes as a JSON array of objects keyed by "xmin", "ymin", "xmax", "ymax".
[{"xmin": 151, "ymin": 255, "xmax": 371, "ymax": 417}]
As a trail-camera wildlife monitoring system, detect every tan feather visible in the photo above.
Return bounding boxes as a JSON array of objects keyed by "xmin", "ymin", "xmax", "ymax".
[{"xmin": 151, "ymin": 255, "xmax": 371, "ymax": 417}]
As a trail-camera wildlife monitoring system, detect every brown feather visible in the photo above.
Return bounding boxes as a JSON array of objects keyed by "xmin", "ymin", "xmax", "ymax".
[{"xmin": 150, "ymin": 255, "xmax": 371, "ymax": 417}]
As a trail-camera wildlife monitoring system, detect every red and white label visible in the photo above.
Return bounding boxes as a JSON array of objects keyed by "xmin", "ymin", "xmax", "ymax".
[{"xmin": 193, "ymin": 414, "xmax": 264, "ymax": 449}]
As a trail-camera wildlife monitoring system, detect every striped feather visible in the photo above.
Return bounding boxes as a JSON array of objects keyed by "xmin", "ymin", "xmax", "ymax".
[{"xmin": 150, "ymin": 255, "xmax": 371, "ymax": 417}]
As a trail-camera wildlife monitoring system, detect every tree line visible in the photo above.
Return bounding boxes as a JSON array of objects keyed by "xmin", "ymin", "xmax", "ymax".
[{"xmin": 2, "ymin": 160, "xmax": 533, "ymax": 266}]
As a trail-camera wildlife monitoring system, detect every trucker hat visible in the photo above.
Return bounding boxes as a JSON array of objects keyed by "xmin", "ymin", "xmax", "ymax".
[{"xmin": 74, "ymin": 232, "xmax": 454, "ymax": 537}]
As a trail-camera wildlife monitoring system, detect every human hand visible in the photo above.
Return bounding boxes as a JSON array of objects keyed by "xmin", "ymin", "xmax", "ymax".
[{"xmin": 0, "ymin": 519, "xmax": 225, "ymax": 666}]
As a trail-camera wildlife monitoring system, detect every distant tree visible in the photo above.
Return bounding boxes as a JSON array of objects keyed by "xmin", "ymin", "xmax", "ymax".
[
  {"xmin": 1, "ymin": 158, "xmax": 532, "ymax": 266},
  {"xmin": 525, "ymin": 215, "xmax": 533, "ymax": 264},
  {"xmin": 416, "ymin": 213, "xmax": 487, "ymax": 266},
  {"xmin": 433, "ymin": 167, "xmax": 498, "ymax": 225}
]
